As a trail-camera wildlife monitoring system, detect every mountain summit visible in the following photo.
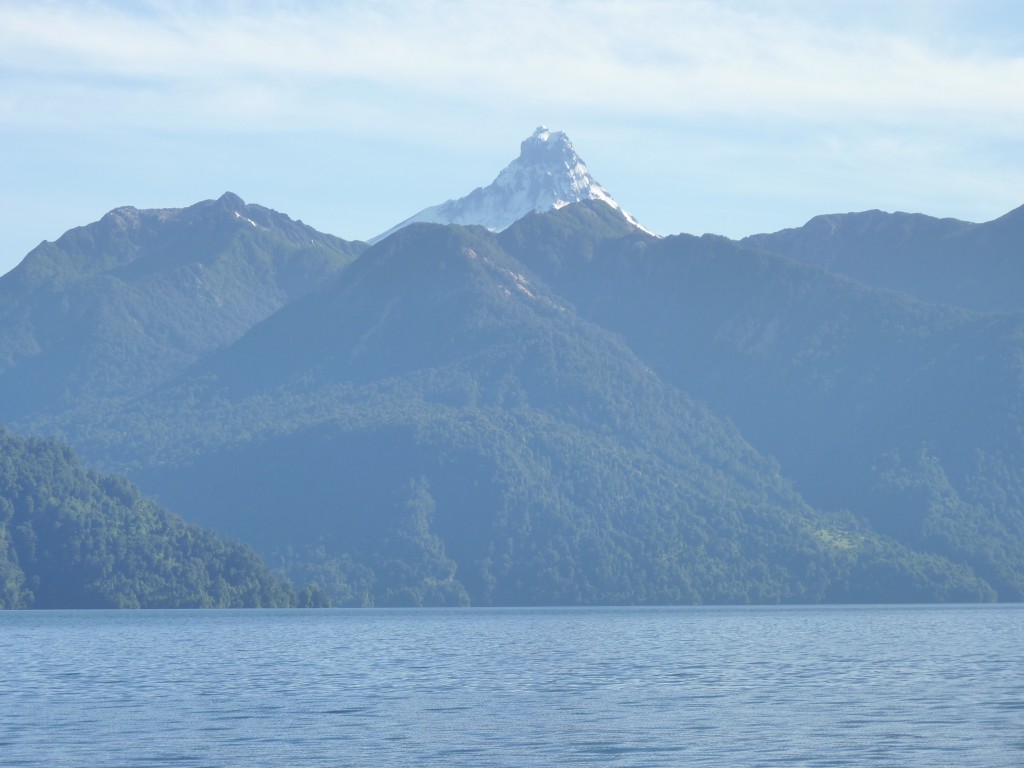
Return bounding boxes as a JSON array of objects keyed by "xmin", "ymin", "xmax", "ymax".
[{"xmin": 371, "ymin": 127, "xmax": 649, "ymax": 242}]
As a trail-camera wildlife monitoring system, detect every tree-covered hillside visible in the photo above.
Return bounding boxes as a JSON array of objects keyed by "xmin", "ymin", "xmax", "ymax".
[
  {"xmin": 740, "ymin": 204, "xmax": 1024, "ymax": 312},
  {"xmin": 502, "ymin": 203, "xmax": 1024, "ymax": 599},
  {"xmin": 0, "ymin": 428, "xmax": 295, "ymax": 609},
  {"xmin": 0, "ymin": 193, "xmax": 363, "ymax": 423},
  {"xmin": 43, "ymin": 223, "xmax": 995, "ymax": 606},
  {"xmin": 2, "ymin": 197, "xmax": 1021, "ymax": 606}
]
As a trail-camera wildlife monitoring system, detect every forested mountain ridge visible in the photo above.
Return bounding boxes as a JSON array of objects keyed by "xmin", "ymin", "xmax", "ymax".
[
  {"xmin": 0, "ymin": 193, "xmax": 363, "ymax": 422},
  {"xmin": 1, "ymin": 191, "xmax": 1022, "ymax": 607},
  {"xmin": 501, "ymin": 202, "xmax": 1024, "ymax": 599},
  {"xmin": 0, "ymin": 428, "xmax": 296, "ymax": 609},
  {"xmin": 10, "ymin": 216, "xmax": 1000, "ymax": 606},
  {"xmin": 740, "ymin": 204, "xmax": 1024, "ymax": 312}
]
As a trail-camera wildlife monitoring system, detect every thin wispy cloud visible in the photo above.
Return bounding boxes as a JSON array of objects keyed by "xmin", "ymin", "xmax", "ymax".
[{"xmin": 2, "ymin": 1, "xmax": 1021, "ymax": 130}]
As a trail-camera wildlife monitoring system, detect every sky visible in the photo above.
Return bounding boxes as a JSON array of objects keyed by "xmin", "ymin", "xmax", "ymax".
[{"xmin": 2, "ymin": 0, "xmax": 1023, "ymax": 276}]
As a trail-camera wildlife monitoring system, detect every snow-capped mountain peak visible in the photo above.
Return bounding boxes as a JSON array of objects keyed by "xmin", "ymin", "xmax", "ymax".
[{"xmin": 370, "ymin": 127, "xmax": 649, "ymax": 243}]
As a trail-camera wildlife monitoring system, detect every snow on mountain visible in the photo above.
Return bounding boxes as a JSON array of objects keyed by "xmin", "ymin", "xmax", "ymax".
[{"xmin": 370, "ymin": 127, "xmax": 650, "ymax": 243}]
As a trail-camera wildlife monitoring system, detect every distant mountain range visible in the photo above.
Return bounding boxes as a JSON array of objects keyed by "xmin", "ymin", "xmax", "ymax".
[
  {"xmin": 1, "ymin": 128, "xmax": 1022, "ymax": 606},
  {"xmin": 742, "ymin": 205, "xmax": 1024, "ymax": 312}
]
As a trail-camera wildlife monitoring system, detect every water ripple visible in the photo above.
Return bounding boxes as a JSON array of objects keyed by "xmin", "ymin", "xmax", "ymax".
[{"xmin": 1, "ymin": 605, "xmax": 1022, "ymax": 767}]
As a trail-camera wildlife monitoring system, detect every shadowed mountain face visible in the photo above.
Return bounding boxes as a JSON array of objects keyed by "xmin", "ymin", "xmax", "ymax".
[
  {"xmin": 741, "ymin": 205, "xmax": 1024, "ymax": 312},
  {"xmin": 0, "ymin": 193, "xmax": 363, "ymax": 421},
  {"xmin": 2, "ymin": 184, "xmax": 1023, "ymax": 606},
  {"xmin": 103, "ymin": 223, "xmax": 874, "ymax": 606},
  {"xmin": 501, "ymin": 203, "xmax": 1024, "ymax": 599},
  {"xmin": 5, "ymin": 208, "xmax": 996, "ymax": 606}
]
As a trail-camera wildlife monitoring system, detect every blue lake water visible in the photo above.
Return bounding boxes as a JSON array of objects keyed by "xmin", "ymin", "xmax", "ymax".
[{"xmin": 1, "ymin": 605, "xmax": 1022, "ymax": 767}]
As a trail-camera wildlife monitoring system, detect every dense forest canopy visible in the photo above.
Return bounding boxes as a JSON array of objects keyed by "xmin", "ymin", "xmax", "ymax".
[
  {"xmin": 0, "ymin": 428, "xmax": 300, "ymax": 609},
  {"xmin": 1, "ymin": 195, "xmax": 1022, "ymax": 607}
]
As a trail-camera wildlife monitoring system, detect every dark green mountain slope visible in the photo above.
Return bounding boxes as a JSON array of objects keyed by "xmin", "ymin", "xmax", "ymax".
[
  {"xmin": 740, "ymin": 205, "xmax": 1024, "ymax": 312},
  {"xmin": 0, "ymin": 193, "xmax": 363, "ymax": 424},
  {"xmin": 0, "ymin": 428, "xmax": 293, "ymax": 609},
  {"xmin": 501, "ymin": 203, "xmax": 1024, "ymax": 599},
  {"xmin": 70, "ymin": 224, "xmax": 992, "ymax": 606},
  {"xmin": 2, "ymin": 196, "xmax": 1017, "ymax": 606}
]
